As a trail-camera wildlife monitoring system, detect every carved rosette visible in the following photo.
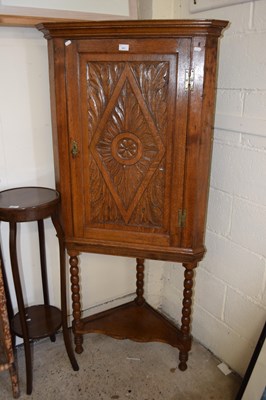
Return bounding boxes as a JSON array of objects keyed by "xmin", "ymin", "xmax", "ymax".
[{"xmin": 87, "ymin": 61, "xmax": 169, "ymax": 227}]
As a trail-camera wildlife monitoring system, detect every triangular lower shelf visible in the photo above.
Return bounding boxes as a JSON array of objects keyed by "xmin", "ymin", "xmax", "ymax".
[{"xmin": 76, "ymin": 300, "xmax": 190, "ymax": 353}]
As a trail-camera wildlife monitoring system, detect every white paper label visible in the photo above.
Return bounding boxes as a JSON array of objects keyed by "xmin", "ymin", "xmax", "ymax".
[
  {"xmin": 217, "ymin": 362, "xmax": 232, "ymax": 376},
  {"xmin": 119, "ymin": 44, "xmax": 129, "ymax": 51}
]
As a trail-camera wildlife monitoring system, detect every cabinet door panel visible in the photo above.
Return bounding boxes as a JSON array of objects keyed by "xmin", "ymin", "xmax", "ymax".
[{"xmin": 65, "ymin": 39, "xmax": 190, "ymax": 247}]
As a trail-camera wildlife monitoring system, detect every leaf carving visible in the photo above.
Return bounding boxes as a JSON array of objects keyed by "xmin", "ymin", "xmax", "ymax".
[{"xmin": 87, "ymin": 61, "xmax": 169, "ymax": 228}]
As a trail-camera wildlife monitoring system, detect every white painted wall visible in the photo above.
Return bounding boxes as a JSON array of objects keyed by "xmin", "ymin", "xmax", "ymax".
[
  {"xmin": 156, "ymin": 0, "xmax": 266, "ymax": 376},
  {"xmin": 0, "ymin": 7, "xmax": 139, "ymax": 332},
  {"xmin": 1, "ymin": 0, "xmax": 130, "ymax": 16},
  {"xmin": 138, "ymin": 0, "xmax": 180, "ymax": 19}
]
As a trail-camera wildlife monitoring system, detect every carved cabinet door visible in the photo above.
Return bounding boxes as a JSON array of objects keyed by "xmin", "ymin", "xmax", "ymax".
[{"xmin": 65, "ymin": 38, "xmax": 191, "ymax": 249}]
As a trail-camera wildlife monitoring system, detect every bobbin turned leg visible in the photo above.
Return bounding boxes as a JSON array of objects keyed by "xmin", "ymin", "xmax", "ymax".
[
  {"xmin": 69, "ymin": 253, "xmax": 83, "ymax": 354},
  {"xmin": 178, "ymin": 262, "xmax": 196, "ymax": 371},
  {"xmin": 135, "ymin": 258, "xmax": 145, "ymax": 306}
]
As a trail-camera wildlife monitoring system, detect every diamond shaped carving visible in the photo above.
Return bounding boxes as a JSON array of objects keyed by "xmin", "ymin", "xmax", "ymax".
[{"xmin": 90, "ymin": 63, "xmax": 165, "ymax": 224}]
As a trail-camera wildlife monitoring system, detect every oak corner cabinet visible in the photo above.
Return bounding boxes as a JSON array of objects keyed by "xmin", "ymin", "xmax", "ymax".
[{"xmin": 37, "ymin": 19, "xmax": 228, "ymax": 371}]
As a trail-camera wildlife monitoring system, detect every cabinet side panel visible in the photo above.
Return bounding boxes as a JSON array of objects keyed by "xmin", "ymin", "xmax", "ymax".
[
  {"xmin": 169, "ymin": 38, "xmax": 191, "ymax": 247},
  {"xmin": 194, "ymin": 37, "xmax": 220, "ymax": 247},
  {"xmin": 181, "ymin": 36, "xmax": 220, "ymax": 250},
  {"xmin": 48, "ymin": 38, "xmax": 74, "ymax": 235}
]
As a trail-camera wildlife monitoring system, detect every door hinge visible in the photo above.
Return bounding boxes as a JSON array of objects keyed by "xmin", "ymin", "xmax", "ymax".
[
  {"xmin": 178, "ymin": 209, "xmax": 187, "ymax": 228},
  {"xmin": 185, "ymin": 68, "xmax": 194, "ymax": 91}
]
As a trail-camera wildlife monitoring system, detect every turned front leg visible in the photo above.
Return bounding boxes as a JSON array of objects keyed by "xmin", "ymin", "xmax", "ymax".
[
  {"xmin": 69, "ymin": 253, "xmax": 83, "ymax": 354},
  {"xmin": 135, "ymin": 258, "xmax": 145, "ymax": 306},
  {"xmin": 179, "ymin": 262, "xmax": 196, "ymax": 371}
]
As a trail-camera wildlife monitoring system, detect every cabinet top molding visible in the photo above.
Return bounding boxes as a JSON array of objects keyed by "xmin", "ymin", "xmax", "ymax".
[{"xmin": 37, "ymin": 19, "xmax": 229, "ymax": 40}]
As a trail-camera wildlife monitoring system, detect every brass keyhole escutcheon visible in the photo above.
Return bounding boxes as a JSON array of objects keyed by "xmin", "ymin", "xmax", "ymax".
[{"xmin": 71, "ymin": 140, "xmax": 79, "ymax": 158}]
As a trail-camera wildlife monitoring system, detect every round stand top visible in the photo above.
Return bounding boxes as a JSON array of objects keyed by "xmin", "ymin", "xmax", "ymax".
[{"xmin": 0, "ymin": 187, "xmax": 60, "ymax": 222}]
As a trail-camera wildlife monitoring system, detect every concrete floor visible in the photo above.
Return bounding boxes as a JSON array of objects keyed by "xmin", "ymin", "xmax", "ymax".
[{"xmin": 1, "ymin": 332, "xmax": 241, "ymax": 399}]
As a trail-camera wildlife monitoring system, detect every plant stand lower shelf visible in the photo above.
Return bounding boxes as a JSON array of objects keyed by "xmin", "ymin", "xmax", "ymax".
[{"xmin": 11, "ymin": 305, "xmax": 62, "ymax": 340}]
